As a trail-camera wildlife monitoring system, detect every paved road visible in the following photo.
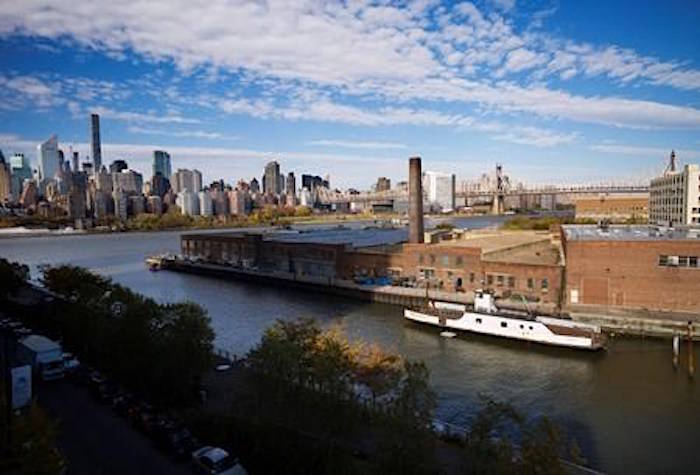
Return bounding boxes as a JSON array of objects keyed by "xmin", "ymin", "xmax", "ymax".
[{"xmin": 40, "ymin": 381, "xmax": 191, "ymax": 475}]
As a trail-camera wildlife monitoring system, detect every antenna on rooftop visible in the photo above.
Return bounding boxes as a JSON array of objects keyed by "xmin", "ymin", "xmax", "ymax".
[{"xmin": 664, "ymin": 150, "xmax": 677, "ymax": 175}]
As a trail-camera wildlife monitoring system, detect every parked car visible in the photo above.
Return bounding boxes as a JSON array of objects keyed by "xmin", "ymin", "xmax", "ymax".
[
  {"xmin": 95, "ymin": 382, "xmax": 121, "ymax": 404},
  {"xmin": 192, "ymin": 446, "xmax": 247, "ymax": 475},
  {"xmin": 131, "ymin": 403, "xmax": 160, "ymax": 435},
  {"xmin": 153, "ymin": 419, "xmax": 199, "ymax": 460},
  {"xmin": 62, "ymin": 352, "xmax": 81, "ymax": 373},
  {"xmin": 112, "ymin": 392, "xmax": 137, "ymax": 417}
]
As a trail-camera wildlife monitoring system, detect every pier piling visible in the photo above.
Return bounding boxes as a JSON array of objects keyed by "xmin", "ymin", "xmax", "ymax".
[{"xmin": 688, "ymin": 321, "xmax": 695, "ymax": 379}]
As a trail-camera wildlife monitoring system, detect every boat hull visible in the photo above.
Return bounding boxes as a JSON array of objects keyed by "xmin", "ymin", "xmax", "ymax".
[{"xmin": 404, "ymin": 309, "xmax": 604, "ymax": 351}]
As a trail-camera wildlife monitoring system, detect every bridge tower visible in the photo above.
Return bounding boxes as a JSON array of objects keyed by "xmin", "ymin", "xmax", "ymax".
[{"xmin": 491, "ymin": 163, "xmax": 505, "ymax": 215}]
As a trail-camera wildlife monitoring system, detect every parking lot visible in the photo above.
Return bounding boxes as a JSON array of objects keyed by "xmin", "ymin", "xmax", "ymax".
[{"xmin": 40, "ymin": 381, "xmax": 191, "ymax": 475}]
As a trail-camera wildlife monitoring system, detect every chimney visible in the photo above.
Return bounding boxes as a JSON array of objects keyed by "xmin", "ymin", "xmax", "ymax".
[{"xmin": 409, "ymin": 156, "xmax": 424, "ymax": 244}]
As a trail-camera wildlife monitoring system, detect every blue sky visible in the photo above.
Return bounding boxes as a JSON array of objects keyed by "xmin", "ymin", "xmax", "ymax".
[{"xmin": 0, "ymin": 0, "xmax": 698, "ymax": 189}]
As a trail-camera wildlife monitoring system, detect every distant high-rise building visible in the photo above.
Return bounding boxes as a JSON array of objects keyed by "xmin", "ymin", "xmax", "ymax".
[
  {"xmin": 112, "ymin": 170, "xmax": 143, "ymax": 195},
  {"xmin": 263, "ymin": 161, "xmax": 281, "ymax": 195},
  {"xmin": 228, "ymin": 189, "xmax": 248, "ymax": 216},
  {"xmin": 650, "ymin": 153, "xmax": 700, "ymax": 226},
  {"xmin": 20, "ymin": 181, "xmax": 39, "ymax": 208},
  {"xmin": 286, "ymin": 172, "xmax": 296, "ymax": 197},
  {"xmin": 0, "ymin": 151, "xmax": 11, "ymax": 202},
  {"xmin": 153, "ymin": 150, "xmax": 172, "ymax": 179},
  {"xmin": 113, "ymin": 189, "xmax": 128, "ymax": 220},
  {"xmin": 423, "ymin": 171, "xmax": 456, "ymax": 212},
  {"xmin": 375, "ymin": 177, "xmax": 391, "ymax": 192},
  {"xmin": 90, "ymin": 113, "xmax": 102, "ymax": 173},
  {"xmin": 147, "ymin": 195, "xmax": 163, "ymax": 216},
  {"xmin": 109, "ymin": 159, "xmax": 128, "ymax": 174},
  {"xmin": 301, "ymin": 174, "xmax": 328, "ymax": 192},
  {"xmin": 9, "ymin": 154, "xmax": 32, "ymax": 201},
  {"xmin": 198, "ymin": 191, "xmax": 213, "ymax": 216},
  {"xmin": 150, "ymin": 174, "xmax": 170, "ymax": 197},
  {"xmin": 176, "ymin": 191, "xmax": 200, "ymax": 216},
  {"xmin": 249, "ymin": 177, "xmax": 260, "ymax": 193},
  {"xmin": 71, "ymin": 151, "xmax": 79, "ymax": 173},
  {"xmin": 67, "ymin": 172, "xmax": 88, "ymax": 219},
  {"xmin": 171, "ymin": 168, "xmax": 202, "ymax": 194},
  {"xmin": 37, "ymin": 135, "xmax": 60, "ymax": 181}
]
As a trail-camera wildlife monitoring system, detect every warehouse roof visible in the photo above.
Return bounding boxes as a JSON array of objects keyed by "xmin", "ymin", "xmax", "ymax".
[{"xmin": 562, "ymin": 225, "xmax": 700, "ymax": 241}]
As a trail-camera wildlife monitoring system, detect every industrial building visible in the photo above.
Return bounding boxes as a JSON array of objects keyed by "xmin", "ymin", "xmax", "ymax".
[
  {"xmin": 562, "ymin": 225, "xmax": 700, "ymax": 313},
  {"xmin": 649, "ymin": 154, "xmax": 700, "ymax": 226},
  {"xmin": 574, "ymin": 193, "xmax": 649, "ymax": 221}
]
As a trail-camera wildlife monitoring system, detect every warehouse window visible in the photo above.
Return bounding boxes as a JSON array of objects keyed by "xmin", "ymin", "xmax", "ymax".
[
  {"xmin": 659, "ymin": 255, "xmax": 668, "ymax": 266},
  {"xmin": 470, "ymin": 273, "xmax": 475, "ymax": 283},
  {"xmin": 690, "ymin": 257, "xmax": 698, "ymax": 268},
  {"xmin": 541, "ymin": 278, "xmax": 549, "ymax": 291},
  {"xmin": 487, "ymin": 275, "xmax": 493, "ymax": 286},
  {"xmin": 527, "ymin": 278, "xmax": 534, "ymax": 290},
  {"xmin": 497, "ymin": 275, "xmax": 504, "ymax": 286},
  {"xmin": 507, "ymin": 276, "xmax": 515, "ymax": 288},
  {"xmin": 418, "ymin": 254, "xmax": 424, "ymax": 264},
  {"xmin": 456, "ymin": 256, "xmax": 463, "ymax": 266},
  {"xmin": 430, "ymin": 254, "xmax": 436, "ymax": 264},
  {"xmin": 441, "ymin": 255, "xmax": 449, "ymax": 266}
]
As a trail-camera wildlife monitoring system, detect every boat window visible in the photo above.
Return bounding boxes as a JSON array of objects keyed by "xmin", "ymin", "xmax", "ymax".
[
  {"xmin": 529, "ymin": 326, "xmax": 533, "ymax": 330},
  {"xmin": 501, "ymin": 321, "xmax": 507, "ymax": 328},
  {"xmin": 519, "ymin": 324, "xmax": 523, "ymax": 329},
  {"xmin": 476, "ymin": 318, "xmax": 482, "ymax": 324}
]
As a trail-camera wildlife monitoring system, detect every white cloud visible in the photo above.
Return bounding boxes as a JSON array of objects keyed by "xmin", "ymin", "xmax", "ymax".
[
  {"xmin": 0, "ymin": 0, "xmax": 699, "ymax": 134},
  {"xmin": 127, "ymin": 126, "xmax": 236, "ymax": 140},
  {"xmin": 590, "ymin": 144, "xmax": 700, "ymax": 160},
  {"xmin": 89, "ymin": 106, "xmax": 200, "ymax": 124},
  {"xmin": 307, "ymin": 139, "xmax": 407, "ymax": 150}
]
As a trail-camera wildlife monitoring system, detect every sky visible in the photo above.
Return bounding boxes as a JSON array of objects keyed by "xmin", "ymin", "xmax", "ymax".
[{"xmin": 0, "ymin": 0, "xmax": 699, "ymax": 189}]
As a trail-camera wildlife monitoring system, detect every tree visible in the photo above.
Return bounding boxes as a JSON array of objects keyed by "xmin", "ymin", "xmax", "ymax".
[
  {"xmin": 0, "ymin": 403, "xmax": 66, "ymax": 475},
  {"xmin": 0, "ymin": 259, "xmax": 29, "ymax": 298},
  {"xmin": 355, "ymin": 343, "xmax": 403, "ymax": 409},
  {"xmin": 395, "ymin": 361, "xmax": 435, "ymax": 427}
]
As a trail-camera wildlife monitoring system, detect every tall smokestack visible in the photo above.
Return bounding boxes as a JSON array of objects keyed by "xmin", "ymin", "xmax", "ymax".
[{"xmin": 409, "ymin": 156, "xmax": 424, "ymax": 244}]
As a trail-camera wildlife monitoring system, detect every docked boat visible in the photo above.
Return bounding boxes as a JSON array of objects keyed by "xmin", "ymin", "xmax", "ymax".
[{"xmin": 404, "ymin": 290, "xmax": 606, "ymax": 351}]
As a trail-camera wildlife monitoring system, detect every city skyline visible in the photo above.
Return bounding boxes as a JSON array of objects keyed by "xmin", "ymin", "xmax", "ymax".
[{"xmin": 1, "ymin": 1, "xmax": 700, "ymax": 187}]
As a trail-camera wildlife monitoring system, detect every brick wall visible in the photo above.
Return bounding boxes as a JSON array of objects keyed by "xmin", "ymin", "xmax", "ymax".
[{"xmin": 564, "ymin": 239, "xmax": 700, "ymax": 311}]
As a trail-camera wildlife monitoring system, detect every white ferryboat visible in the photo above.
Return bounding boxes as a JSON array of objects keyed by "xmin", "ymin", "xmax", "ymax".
[{"xmin": 404, "ymin": 291, "xmax": 606, "ymax": 351}]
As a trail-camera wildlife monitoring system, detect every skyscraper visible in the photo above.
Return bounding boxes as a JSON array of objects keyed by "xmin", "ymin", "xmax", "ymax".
[
  {"xmin": 9, "ymin": 153, "xmax": 32, "ymax": 201},
  {"xmin": 0, "ymin": 151, "xmax": 11, "ymax": 202},
  {"xmin": 37, "ymin": 134, "xmax": 59, "ymax": 181},
  {"xmin": 286, "ymin": 172, "xmax": 296, "ymax": 197},
  {"xmin": 423, "ymin": 170, "xmax": 456, "ymax": 212},
  {"xmin": 263, "ymin": 161, "xmax": 281, "ymax": 195},
  {"xmin": 171, "ymin": 168, "xmax": 202, "ymax": 193},
  {"xmin": 109, "ymin": 159, "xmax": 128, "ymax": 174},
  {"xmin": 90, "ymin": 113, "xmax": 102, "ymax": 173},
  {"xmin": 153, "ymin": 150, "xmax": 172, "ymax": 179}
]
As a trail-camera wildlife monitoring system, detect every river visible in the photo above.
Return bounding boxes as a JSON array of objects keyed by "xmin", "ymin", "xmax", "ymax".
[{"xmin": 1, "ymin": 216, "xmax": 698, "ymax": 473}]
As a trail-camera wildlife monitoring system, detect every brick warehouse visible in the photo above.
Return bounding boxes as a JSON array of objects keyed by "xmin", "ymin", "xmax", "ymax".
[
  {"xmin": 562, "ymin": 225, "xmax": 700, "ymax": 312},
  {"xmin": 181, "ymin": 228, "xmax": 564, "ymax": 305}
]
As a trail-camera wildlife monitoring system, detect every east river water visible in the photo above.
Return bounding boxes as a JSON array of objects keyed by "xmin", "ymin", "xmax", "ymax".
[{"xmin": 1, "ymin": 216, "xmax": 698, "ymax": 474}]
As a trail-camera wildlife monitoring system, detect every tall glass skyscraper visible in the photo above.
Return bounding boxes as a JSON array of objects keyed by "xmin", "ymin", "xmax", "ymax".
[
  {"xmin": 37, "ymin": 134, "xmax": 59, "ymax": 181},
  {"xmin": 90, "ymin": 113, "xmax": 102, "ymax": 173},
  {"xmin": 10, "ymin": 153, "xmax": 32, "ymax": 200},
  {"xmin": 153, "ymin": 150, "xmax": 172, "ymax": 179}
]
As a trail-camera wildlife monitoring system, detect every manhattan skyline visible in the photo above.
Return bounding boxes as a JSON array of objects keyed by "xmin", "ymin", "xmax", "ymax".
[{"xmin": 1, "ymin": 1, "xmax": 699, "ymax": 188}]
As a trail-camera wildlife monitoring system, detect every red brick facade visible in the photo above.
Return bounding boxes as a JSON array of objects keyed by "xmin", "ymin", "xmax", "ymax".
[{"xmin": 563, "ymin": 237, "xmax": 700, "ymax": 311}]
